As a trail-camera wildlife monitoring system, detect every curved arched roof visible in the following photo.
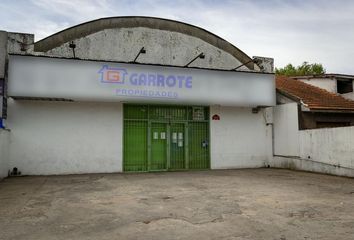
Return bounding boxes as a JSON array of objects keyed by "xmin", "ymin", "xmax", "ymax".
[{"xmin": 34, "ymin": 16, "xmax": 255, "ymax": 69}]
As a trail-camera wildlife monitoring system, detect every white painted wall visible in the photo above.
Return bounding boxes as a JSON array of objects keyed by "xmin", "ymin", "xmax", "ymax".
[
  {"xmin": 272, "ymin": 155, "xmax": 354, "ymax": 177},
  {"xmin": 210, "ymin": 106, "xmax": 271, "ymax": 169},
  {"xmin": 273, "ymin": 103, "xmax": 300, "ymax": 156},
  {"xmin": 299, "ymin": 78, "xmax": 337, "ymax": 93},
  {"xmin": 271, "ymin": 103, "xmax": 354, "ymax": 177},
  {"xmin": 6, "ymin": 100, "xmax": 123, "ymax": 175},
  {"xmin": 4, "ymin": 98, "xmax": 354, "ymax": 177},
  {"xmin": 299, "ymin": 127, "xmax": 354, "ymax": 169},
  {"xmin": 0, "ymin": 129, "xmax": 9, "ymax": 178},
  {"xmin": 342, "ymin": 92, "xmax": 354, "ymax": 101}
]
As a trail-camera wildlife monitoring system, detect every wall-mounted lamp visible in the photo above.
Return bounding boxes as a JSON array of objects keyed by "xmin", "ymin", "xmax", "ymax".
[
  {"xmin": 185, "ymin": 52, "xmax": 205, "ymax": 67},
  {"xmin": 133, "ymin": 47, "xmax": 146, "ymax": 63},
  {"xmin": 69, "ymin": 41, "xmax": 76, "ymax": 58},
  {"xmin": 252, "ymin": 107, "xmax": 260, "ymax": 114},
  {"xmin": 232, "ymin": 58, "xmax": 262, "ymax": 71}
]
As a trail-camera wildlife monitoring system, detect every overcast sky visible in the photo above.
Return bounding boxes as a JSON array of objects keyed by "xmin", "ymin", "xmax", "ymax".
[{"xmin": 1, "ymin": 0, "xmax": 354, "ymax": 74}]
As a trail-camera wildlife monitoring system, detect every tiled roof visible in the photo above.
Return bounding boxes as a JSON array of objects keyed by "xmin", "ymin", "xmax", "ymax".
[
  {"xmin": 276, "ymin": 76, "xmax": 354, "ymax": 111},
  {"xmin": 291, "ymin": 73, "xmax": 354, "ymax": 80}
]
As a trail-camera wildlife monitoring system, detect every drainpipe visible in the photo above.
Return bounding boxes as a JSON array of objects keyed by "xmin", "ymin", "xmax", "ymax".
[{"xmin": 263, "ymin": 107, "xmax": 274, "ymax": 167}]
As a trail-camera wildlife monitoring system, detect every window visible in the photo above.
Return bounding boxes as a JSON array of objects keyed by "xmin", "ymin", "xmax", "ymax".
[{"xmin": 337, "ymin": 80, "xmax": 353, "ymax": 94}]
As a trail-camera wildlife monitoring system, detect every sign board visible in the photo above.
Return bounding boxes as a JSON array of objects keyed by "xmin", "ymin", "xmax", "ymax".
[{"xmin": 8, "ymin": 55, "xmax": 275, "ymax": 107}]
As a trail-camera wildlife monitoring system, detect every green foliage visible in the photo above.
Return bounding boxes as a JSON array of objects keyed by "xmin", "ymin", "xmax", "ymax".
[{"xmin": 275, "ymin": 62, "xmax": 326, "ymax": 76}]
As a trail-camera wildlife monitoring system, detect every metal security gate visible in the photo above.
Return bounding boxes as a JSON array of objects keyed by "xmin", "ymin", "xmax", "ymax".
[{"xmin": 123, "ymin": 105, "xmax": 209, "ymax": 172}]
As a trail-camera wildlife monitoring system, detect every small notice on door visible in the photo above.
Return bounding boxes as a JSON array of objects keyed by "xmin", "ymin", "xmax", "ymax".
[
  {"xmin": 172, "ymin": 132, "xmax": 177, "ymax": 143},
  {"xmin": 178, "ymin": 132, "xmax": 183, "ymax": 140},
  {"xmin": 160, "ymin": 132, "xmax": 166, "ymax": 139}
]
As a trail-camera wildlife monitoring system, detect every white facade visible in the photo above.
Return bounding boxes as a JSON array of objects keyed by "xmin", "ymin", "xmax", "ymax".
[
  {"xmin": 298, "ymin": 78, "xmax": 337, "ymax": 93},
  {"xmin": 0, "ymin": 17, "xmax": 276, "ymax": 176},
  {"xmin": 210, "ymin": 106, "xmax": 272, "ymax": 169},
  {"xmin": 6, "ymin": 100, "xmax": 123, "ymax": 175},
  {"xmin": 2, "ymin": 101, "xmax": 274, "ymax": 175},
  {"xmin": 1, "ymin": 17, "xmax": 354, "ymax": 178}
]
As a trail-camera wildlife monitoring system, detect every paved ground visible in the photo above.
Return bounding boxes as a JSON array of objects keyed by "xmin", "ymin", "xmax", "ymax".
[{"xmin": 0, "ymin": 169, "xmax": 353, "ymax": 240}]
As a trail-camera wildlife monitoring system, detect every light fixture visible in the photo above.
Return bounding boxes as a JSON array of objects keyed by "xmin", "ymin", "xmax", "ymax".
[
  {"xmin": 69, "ymin": 41, "xmax": 76, "ymax": 58},
  {"xmin": 252, "ymin": 107, "xmax": 260, "ymax": 114},
  {"xmin": 133, "ymin": 47, "xmax": 146, "ymax": 63},
  {"xmin": 185, "ymin": 52, "xmax": 205, "ymax": 67},
  {"xmin": 232, "ymin": 57, "xmax": 264, "ymax": 71},
  {"xmin": 233, "ymin": 59, "xmax": 254, "ymax": 71}
]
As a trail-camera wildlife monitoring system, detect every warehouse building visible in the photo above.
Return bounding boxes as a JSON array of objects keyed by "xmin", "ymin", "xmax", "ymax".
[{"xmin": 0, "ymin": 17, "xmax": 275, "ymax": 176}]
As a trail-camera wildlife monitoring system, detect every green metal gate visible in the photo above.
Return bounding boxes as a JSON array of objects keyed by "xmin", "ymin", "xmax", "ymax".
[
  {"xmin": 123, "ymin": 105, "xmax": 209, "ymax": 172},
  {"xmin": 150, "ymin": 122, "xmax": 167, "ymax": 170}
]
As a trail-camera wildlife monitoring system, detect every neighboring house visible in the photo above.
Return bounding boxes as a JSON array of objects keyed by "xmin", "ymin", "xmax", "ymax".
[
  {"xmin": 291, "ymin": 74, "xmax": 354, "ymax": 101},
  {"xmin": 276, "ymin": 76, "xmax": 354, "ymax": 129}
]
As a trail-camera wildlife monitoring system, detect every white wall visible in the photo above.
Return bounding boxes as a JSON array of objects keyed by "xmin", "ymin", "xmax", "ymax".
[
  {"xmin": 300, "ymin": 127, "xmax": 354, "ymax": 169},
  {"xmin": 210, "ymin": 106, "xmax": 271, "ymax": 169},
  {"xmin": 6, "ymin": 103, "xmax": 272, "ymax": 174},
  {"xmin": 299, "ymin": 78, "xmax": 337, "ymax": 93},
  {"xmin": 342, "ymin": 92, "xmax": 354, "ymax": 101},
  {"xmin": 5, "ymin": 100, "xmax": 354, "ymax": 177},
  {"xmin": 271, "ymin": 102, "xmax": 354, "ymax": 177},
  {"xmin": 273, "ymin": 155, "xmax": 354, "ymax": 177},
  {"xmin": 273, "ymin": 103, "xmax": 300, "ymax": 156},
  {"xmin": 6, "ymin": 100, "xmax": 123, "ymax": 175},
  {"xmin": 0, "ymin": 129, "xmax": 9, "ymax": 178}
]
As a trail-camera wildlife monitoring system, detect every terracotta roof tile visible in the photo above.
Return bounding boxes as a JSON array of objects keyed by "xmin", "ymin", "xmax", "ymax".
[{"xmin": 276, "ymin": 76, "xmax": 354, "ymax": 111}]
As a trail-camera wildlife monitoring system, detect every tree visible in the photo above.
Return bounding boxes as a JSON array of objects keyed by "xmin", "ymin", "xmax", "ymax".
[{"xmin": 275, "ymin": 62, "xmax": 326, "ymax": 76}]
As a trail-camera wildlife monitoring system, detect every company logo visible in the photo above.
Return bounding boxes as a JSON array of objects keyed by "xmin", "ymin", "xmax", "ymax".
[
  {"xmin": 98, "ymin": 65, "xmax": 127, "ymax": 83},
  {"xmin": 98, "ymin": 65, "xmax": 193, "ymax": 100}
]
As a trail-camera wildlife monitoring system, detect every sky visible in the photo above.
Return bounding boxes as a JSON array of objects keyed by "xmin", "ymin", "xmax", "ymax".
[{"xmin": 1, "ymin": 0, "xmax": 354, "ymax": 74}]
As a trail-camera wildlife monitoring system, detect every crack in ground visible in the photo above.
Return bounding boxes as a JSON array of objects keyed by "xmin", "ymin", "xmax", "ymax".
[{"xmin": 137, "ymin": 215, "xmax": 224, "ymax": 225}]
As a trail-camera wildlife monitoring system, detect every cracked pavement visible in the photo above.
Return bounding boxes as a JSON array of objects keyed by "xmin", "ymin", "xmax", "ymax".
[{"xmin": 0, "ymin": 169, "xmax": 354, "ymax": 240}]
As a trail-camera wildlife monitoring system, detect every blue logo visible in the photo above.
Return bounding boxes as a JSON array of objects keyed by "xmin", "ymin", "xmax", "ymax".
[{"xmin": 99, "ymin": 65, "xmax": 193, "ymax": 100}]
